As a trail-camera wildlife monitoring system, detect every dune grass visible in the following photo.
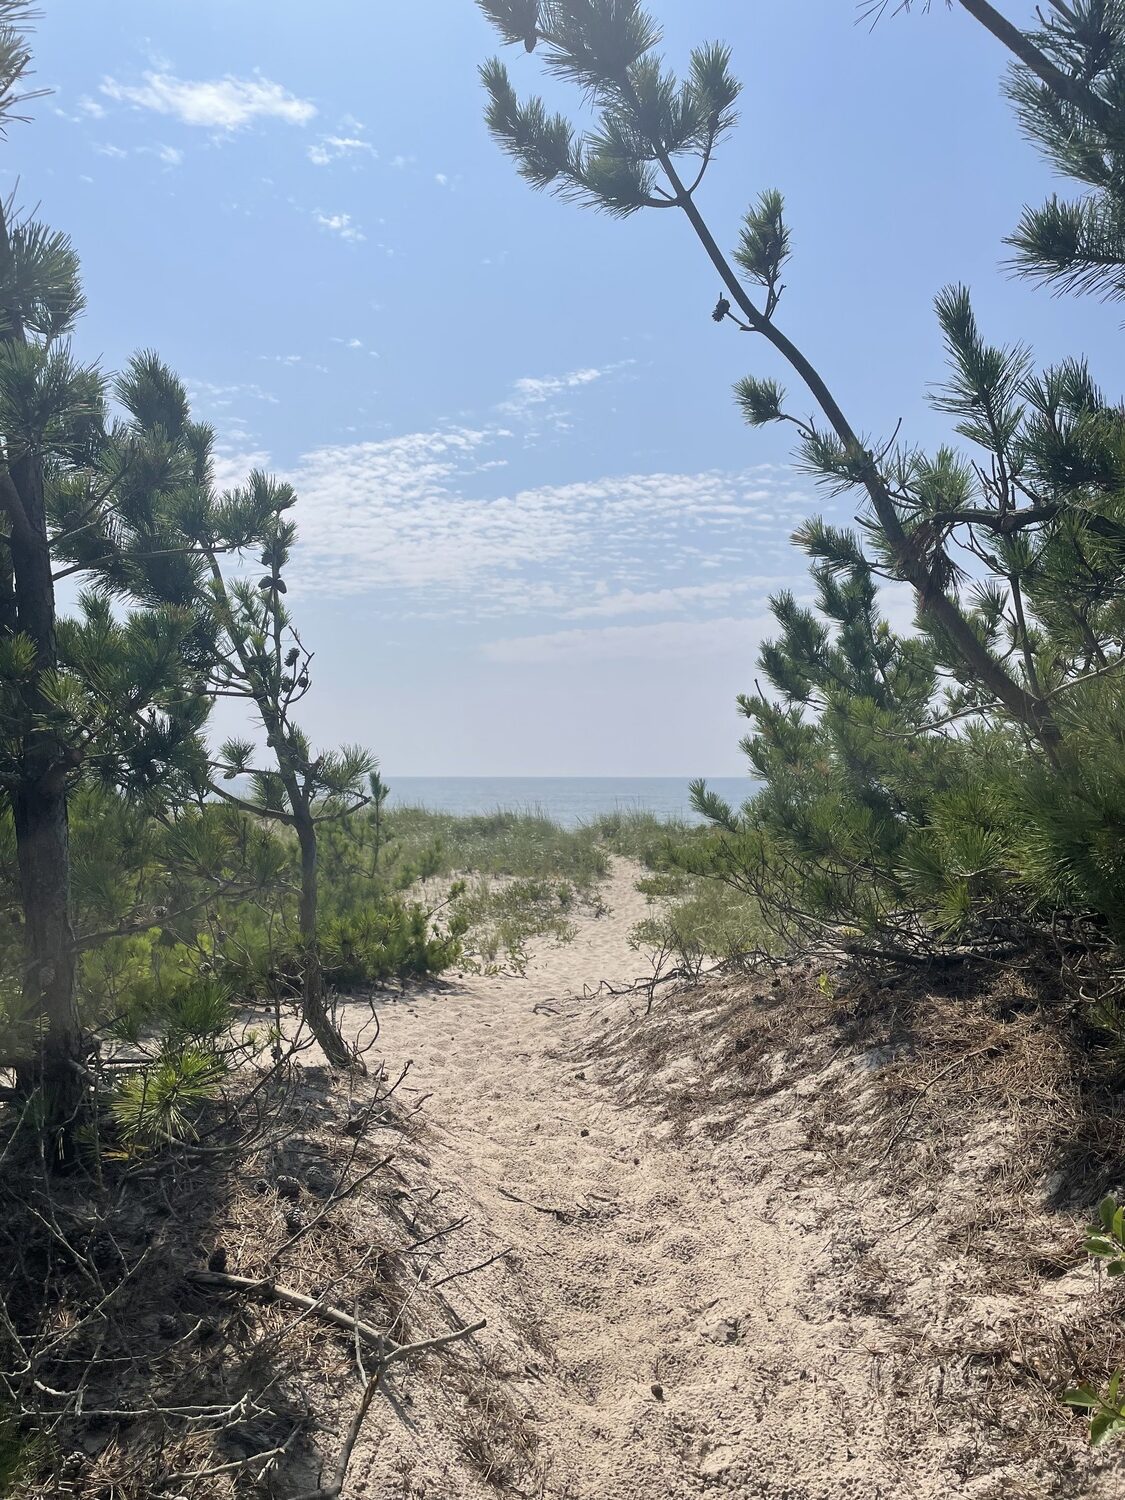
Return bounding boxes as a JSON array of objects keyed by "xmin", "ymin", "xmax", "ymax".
[
  {"xmin": 384, "ymin": 806, "xmax": 610, "ymax": 890},
  {"xmin": 379, "ymin": 804, "xmax": 768, "ymax": 975}
]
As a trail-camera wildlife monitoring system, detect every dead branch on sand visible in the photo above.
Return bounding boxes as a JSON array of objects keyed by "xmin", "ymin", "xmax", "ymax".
[{"xmin": 187, "ymin": 1267, "xmax": 485, "ymax": 1363}]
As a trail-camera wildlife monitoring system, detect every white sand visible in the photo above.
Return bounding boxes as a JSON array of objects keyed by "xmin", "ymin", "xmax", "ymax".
[{"xmin": 328, "ymin": 859, "xmax": 1120, "ymax": 1499}]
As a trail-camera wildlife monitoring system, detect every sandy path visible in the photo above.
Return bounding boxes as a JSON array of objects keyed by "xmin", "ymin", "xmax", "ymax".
[{"xmin": 344, "ymin": 861, "xmax": 911, "ymax": 1499}]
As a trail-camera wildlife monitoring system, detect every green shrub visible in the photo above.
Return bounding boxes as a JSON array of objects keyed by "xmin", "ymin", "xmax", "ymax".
[
  {"xmin": 377, "ymin": 806, "xmax": 608, "ymax": 889},
  {"xmin": 319, "ymin": 898, "xmax": 465, "ymax": 987},
  {"xmin": 451, "ymin": 875, "xmax": 579, "ymax": 972},
  {"xmin": 631, "ymin": 871, "xmax": 772, "ymax": 975}
]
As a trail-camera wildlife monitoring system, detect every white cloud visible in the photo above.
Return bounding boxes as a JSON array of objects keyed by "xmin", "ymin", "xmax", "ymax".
[
  {"xmin": 562, "ymin": 579, "xmax": 774, "ymax": 619},
  {"xmin": 272, "ymin": 428, "xmax": 810, "ymax": 603},
  {"xmin": 145, "ymin": 143, "xmax": 184, "ymax": 166},
  {"xmin": 499, "ymin": 367, "xmax": 605, "ymax": 416},
  {"xmin": 189, "ymin": 371, "xmax": 817, "ymax": 642},
  {"xmin": 434, "ymin": 172, "xmax": 449, "ymax": 187},
  {"xmin": 879, "ymin": 580, "xmax": 919, "ymax": 637},
  {"xmin": 211, "ymin": 445, "xmax": 272, "ymax": 493},
  {"xmin": 308, "ymin": 134, "xmax": 375, "ymax": 166},
  {"xmin": 314, "ymin": 210, "xmax": 365, "ymax": 243},
  {"xmin": 96, "ymin": 140, "xmax": 184, "ymax": 166},
  {"xmin": 99, "ymin": 71, "xmax": 316, "ymax": 131},
  {"xmin": 77, "ymin": 95, "xmax": 105, "ymax": 119},
  {"xmin": 187, "ymin": 378, "xmax": 279, "ymax": 411},
  {"xmin": 289, "ymin": 428, "xmax": 557, "ymax": 591}
]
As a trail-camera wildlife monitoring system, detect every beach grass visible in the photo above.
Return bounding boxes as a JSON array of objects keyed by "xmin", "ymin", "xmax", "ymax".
[{"xmin": 379, "ymin": 803, "xmax": 766, "ymax": 973}]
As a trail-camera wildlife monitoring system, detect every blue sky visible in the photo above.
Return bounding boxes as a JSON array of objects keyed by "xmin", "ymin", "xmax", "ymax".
[{"xmin": 20, "ymin": 1, "xmax": 1119, "ymax": 775}]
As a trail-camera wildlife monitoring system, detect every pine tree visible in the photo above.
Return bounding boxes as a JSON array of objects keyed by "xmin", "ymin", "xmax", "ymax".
[
  {"xmin": 0, "ymin": 4, "xmax": 87, "ymax": 1131},
  {"xmin": 478, "ymin": 0, "xmax": 1125, "ymax": 948},
  {"xmin": 0, "ymin": 339, "xmax": 226, "ymax": 1138},
  {"xmin": 189, "ymin": 480, "xmax": 373, "ymax": 1070},
  {"xmin": 477, "ymin": 0, "xmax": 1063, "ymax": 757},
  {"xmin": 0, "ymin": 10, "xmax": 221, "ymax": 1144},
  {"xmin": 0, "ymin": 6, "xmax": 288, "ymax": 1145}
]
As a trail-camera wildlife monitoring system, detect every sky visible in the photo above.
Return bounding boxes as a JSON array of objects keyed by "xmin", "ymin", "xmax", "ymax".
[{"xmin": 15, "ymin": 1, "xmax": 1120, "ymax": 775}]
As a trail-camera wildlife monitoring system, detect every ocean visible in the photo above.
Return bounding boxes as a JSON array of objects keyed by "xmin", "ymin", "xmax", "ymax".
[{"xmin": 383, "ymin": 776, "xmax": 755, "ymax": 828}]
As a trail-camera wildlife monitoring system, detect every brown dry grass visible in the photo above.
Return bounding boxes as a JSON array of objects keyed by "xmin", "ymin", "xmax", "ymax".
[
  {"xmin": 585, "ymin": 945, "xmax": 1125, "ymax": 1490},
  {"xmin": 0, "ymin": 1055, "xmax": 492, "ymax": 1499}
]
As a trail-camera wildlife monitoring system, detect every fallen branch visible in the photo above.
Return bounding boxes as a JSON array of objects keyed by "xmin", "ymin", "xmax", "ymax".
[
  {"xmin": 166, "ymin": 1433, "xmax": 298, "ymax": 1485},
  {"xmin": 496, "ymin": 1186, "xmax": 575, "ymax": 1223},
  {"xmin": 383, "ymin": 1322, "xmax": 488, "ymax": 1366},
  {"xmin": 403, "ymin": 1214, "xmax": 470, "ymax": 1252},
  {"xmin": 286, "ymin": 1314, "xmax": 492, "ymax": 1500},
  {"xmin": 289, "ymin": 1374, "xmax": 379, "ymax": 1500},
  {"xmin": 186, "ymin": 1267, "xmax": 485, "ymax": 1363},
  {"xmin": 430, "ymin": 1247, "xmax": 511, "ymax": 1290}
]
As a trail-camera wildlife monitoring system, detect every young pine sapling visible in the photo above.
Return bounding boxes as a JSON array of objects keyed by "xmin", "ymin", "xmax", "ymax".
[{"xmin": 198, "ymin": 480, "xmax": 373, "ymax": 1069}]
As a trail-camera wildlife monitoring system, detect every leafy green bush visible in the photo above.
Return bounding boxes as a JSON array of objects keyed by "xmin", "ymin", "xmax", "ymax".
[
  {"xmin": 1062, "ymin": 1197, "xmax": 1125, "ymax": 1444},
  {"xmin": 1064, "ymin": 1377, "xmax": 1125, "ymax": 1448},
  {"xmin": 380, "ymin": 805, "xmax": 609, "ymax": 889},
  {"xmin": 581, "ymin": 809, "xmax": 692, "ymax": 867},
  {"xmin": 450, "ymin": 875, "xmax": 579, "ymax": 973}
]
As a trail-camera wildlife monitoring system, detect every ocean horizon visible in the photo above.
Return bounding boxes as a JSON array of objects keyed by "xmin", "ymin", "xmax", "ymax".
[{"xmin": 383, "ymin": 776, "xmax": 755, "ymax": 828}]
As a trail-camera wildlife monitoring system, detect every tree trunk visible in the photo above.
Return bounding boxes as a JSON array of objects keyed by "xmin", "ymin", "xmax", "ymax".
[
  {"xmin": 6, "ymin": 451, "xmax": 84, "ymax": 1150},
  {"xmin": 0, "ymin": 205, "xmax": 85, "ymax": 1153},
  {"xmin": 293, "ymin": 811, "xmax": 351, "ymax": 1069}
]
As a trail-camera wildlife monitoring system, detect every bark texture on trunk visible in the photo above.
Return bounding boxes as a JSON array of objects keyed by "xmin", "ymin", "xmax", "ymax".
[{"xmin": 5, "ymin": 452, "xmax": 84, "ymax": 1144}]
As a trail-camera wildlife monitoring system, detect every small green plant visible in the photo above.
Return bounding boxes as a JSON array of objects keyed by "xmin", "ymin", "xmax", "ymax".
[
  {"xmin": 110, "ymin": 1047, "xmax": 226, "ymax": 1152},
  {"xmin": 1084, "ymin": 1195, "xmax": 1125, "ymax": 1275},
  {"xmin": 0, "ymin": 1408, "xmax": 46, "ymax": 1492},
  {"xmin": 452, "ymin": 875, "xmax": 578, "ymax": 973},
  {"xmin": 630, "ymin": 874, "xmax": 771, "ymax": 976},
  {"xmin": 1063, "ymin": 1374, "xmax": 1125, "ymax": 1447},
  {"xmin": 1062, "ymin": 1197, "xmax": 1125, "ymax": 1445}
]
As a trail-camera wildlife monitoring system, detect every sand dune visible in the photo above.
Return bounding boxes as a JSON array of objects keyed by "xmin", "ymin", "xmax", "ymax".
[{"xmin": 328, "ymin": 859, "xmax": 1119, "ymax": 1499}]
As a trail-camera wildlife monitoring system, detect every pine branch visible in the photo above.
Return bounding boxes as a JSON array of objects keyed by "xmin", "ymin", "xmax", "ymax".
[
  {"xmin": 646, "ymin": 132, "xmax": 1058, "ymax": 750},
  {"xmin": 955, "ymin": 0, "xmax": 1118, "ymax": 135}
]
